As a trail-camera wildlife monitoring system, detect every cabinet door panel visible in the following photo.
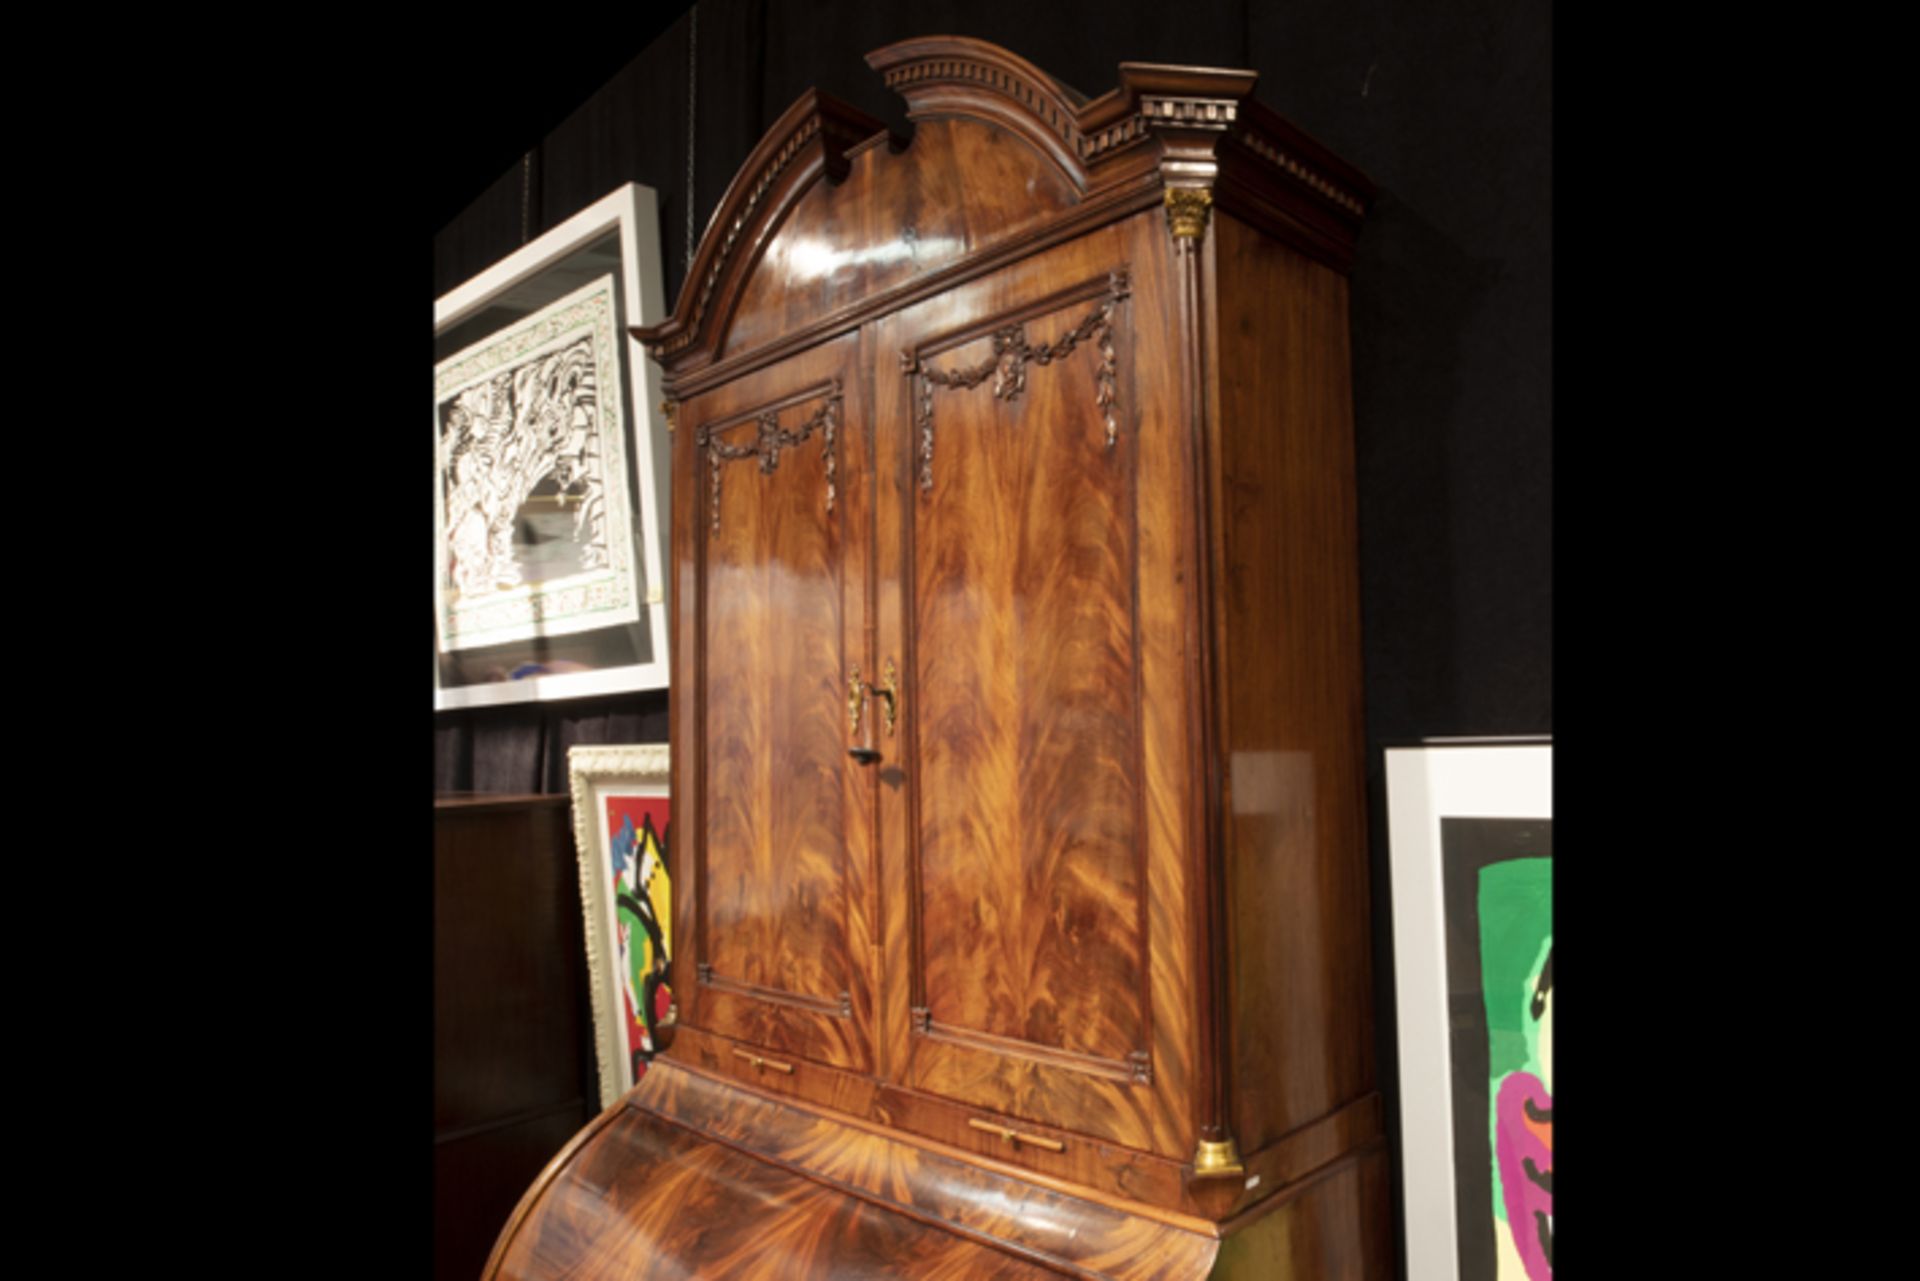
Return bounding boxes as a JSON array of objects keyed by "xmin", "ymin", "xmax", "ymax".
[
  {"xmin": 912, "ymin": 309, "xmax": 1145, "ymax": 1068},
  {"xmin": 875, "ymin": 228, "xmax": 1192, "ymax": 1157},
  {"xmin": 682, "ymin": 337, "xmax": 873, "ymax": 1071}
]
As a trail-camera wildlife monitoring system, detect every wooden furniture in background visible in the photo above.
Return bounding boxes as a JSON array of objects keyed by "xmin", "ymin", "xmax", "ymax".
[
  {"xmin": 434, "ymin": 794, "xmax": 594, "ymax": 1281},
  {"xmin": 488, "ymin": 36, "xmax": 1385, "ymax": 1278}
]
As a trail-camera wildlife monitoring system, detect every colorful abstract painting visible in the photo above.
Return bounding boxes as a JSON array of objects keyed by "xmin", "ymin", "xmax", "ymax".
[
  {"xmin": 1442, "ymin": 818, "xmax": 1553, "ymax": 1281},
  {"xmin": 601, "ymin": 793, "xmax": 672, "ymax": 1084}
]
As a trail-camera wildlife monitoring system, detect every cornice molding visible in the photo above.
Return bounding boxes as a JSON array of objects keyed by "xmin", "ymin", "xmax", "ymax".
[
  {"xmin": 869, "ymin": 37, "xmax": 1089, "ymax": 189},
  {"xmin": 871, "ymin": 39, "xmax": 1370, "ymax": 218},
  {"xmin": 637, "ymin": 37, "xmax": 1375, "ymax": 370}
]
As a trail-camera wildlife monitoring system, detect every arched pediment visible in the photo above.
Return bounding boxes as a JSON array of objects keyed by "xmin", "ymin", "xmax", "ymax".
[
  {"xmin": 635, "ymin": 36, "xmax": 1374, "ymax": 376},
  {"xmin": 633, "ymin": 89, "xmax": 893, "ymax": 369}
]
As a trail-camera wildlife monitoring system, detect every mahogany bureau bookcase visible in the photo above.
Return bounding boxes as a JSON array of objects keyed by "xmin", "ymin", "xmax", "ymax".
[{"xmin": 486, "ymin": 36, "xmax": 1385, "ymax": 1279}]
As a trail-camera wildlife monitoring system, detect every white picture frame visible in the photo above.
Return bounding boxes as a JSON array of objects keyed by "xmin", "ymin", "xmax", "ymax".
[
  {"xmin": 1384, "ymin": 738, "xmax": 1552, "ymax": 1281},
  {"xmin": 567, "ymin": 743, "xmax": 673, "ymax": 1109},
  {"xmin": 434, "ymin": 183, "xmax": 670, "ymax": 709}
]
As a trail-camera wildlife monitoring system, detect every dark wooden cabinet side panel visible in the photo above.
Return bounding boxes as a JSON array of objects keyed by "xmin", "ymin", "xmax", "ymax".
[
  {"xmin": 433, "ymin": 796, "xmax": 594, "ymax": 1281},
  {"xmin": 1211, "ymin": 213, "xmax": 1375, "ymax": 1155},
  {"xmin": 433, "ymin": 798, "xmax": 590, "ymax": 1130}
]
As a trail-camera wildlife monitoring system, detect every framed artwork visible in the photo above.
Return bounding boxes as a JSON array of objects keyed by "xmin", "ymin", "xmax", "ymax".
[
  {"xmin": 434, "ymin": 183, "xmax": 671, "ymax": 709},
  {"xmin": 567, "ymin": 743, "xmax": 673, "ymax": 1109},
  {"xmin": 1385, "ymin": 740, "xmax": 1552, "ymax": 1281}
]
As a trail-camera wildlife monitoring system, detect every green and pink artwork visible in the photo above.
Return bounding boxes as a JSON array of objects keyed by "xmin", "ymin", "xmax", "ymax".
[{"xmin": 1442, "ymin": 818, "xmax": 1552, "ymax": 1281}]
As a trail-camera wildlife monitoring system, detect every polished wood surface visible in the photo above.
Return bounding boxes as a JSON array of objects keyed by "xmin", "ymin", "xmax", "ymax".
[
  {"xmin": 861, "ymin": 215, "xmax": 1207, "ymax": 1166},
  {"xmin": 489, "ymin": 1101, "xmax": 1066, "ymax": 1279},
  {"xmin": 908, "ymin": 263, "xmax": 1144, "ymax": 1069},
  {"xmin": 499, "ymin": 35, "xmax": 1387, "ymax": 1278},
  {"xmin": 661, "ymin": 1018, "xmax": 1383, "ymax": 1223},
  {"xmin": 684, "ymin": 336, "xmax": 877, "ymax": 1074},
  {"xmin": 1208, "ymin": 213, "xmax": 1376, "ymax": 1155},
  {"xmin": 489, "ymin": 1058, "xmax": 1226, "ymax": 1280},
  {"xmin": 887, "ymin": 230, "xmax": 1169, "ymax": 1154},
  {"xmin": 724, "ymin": 115, "xmax": 1078, "ymax": 363}
]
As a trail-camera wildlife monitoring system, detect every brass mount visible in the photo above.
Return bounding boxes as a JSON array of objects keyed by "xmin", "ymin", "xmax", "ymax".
[
  {"xmin": 1165, "ymin": 187, "xmax": 1214, "ymax": 243},
  {"xmin": 1192, "ymin": 1136, "xmax": 1246, "ymax": 1179}
]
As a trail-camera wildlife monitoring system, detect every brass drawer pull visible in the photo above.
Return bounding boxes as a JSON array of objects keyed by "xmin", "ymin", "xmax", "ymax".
[
  {"xmin": 732, "ymin": 1049, "xmax": 795, "ymax": 1075},
  {"xmin": 967, "ymin": 1118, "xmax": 1066, "ymax": 1153}
]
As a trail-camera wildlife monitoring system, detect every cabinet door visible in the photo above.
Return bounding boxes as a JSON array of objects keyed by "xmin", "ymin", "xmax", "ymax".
[
  {"xmin": 674, "ymin": 335, "xmax": 876, "ymax": 1072},
  {"xmin": 871, "ymin": 224, "xmax": 1196, "ymax": 1159}
]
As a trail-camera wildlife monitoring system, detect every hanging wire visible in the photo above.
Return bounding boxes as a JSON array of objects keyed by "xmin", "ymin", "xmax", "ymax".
[
  {"xmin": 521, "ymin": 151, "xmax": 533, "ymax": 245},
  {"xmin": 685, "ymin": 2, "xmax": 698, "ymax": 275}
]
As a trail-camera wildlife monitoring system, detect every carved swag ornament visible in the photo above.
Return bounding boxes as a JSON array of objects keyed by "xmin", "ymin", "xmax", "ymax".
[
  {"xmin": 695, "ymin": 379, "xmax": 843, "ymax": 533},
  {"xmin": 902, "ymin": 268, "xmax": 1131, "ymax": 491}
]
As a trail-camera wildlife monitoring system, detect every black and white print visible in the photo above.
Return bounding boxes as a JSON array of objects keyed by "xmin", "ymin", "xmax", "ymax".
[{"xmin": 434, "ymin": 273, "xmax": 638, "ymax": 653}]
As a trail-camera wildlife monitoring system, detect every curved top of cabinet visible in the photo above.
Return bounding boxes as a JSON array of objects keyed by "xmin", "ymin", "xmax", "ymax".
[{"xmin": 633, "ymin": 35, "xmax": 1374, "ymax": 387}]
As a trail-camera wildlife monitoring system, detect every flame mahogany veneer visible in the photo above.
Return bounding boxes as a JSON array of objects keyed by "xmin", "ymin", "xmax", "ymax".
[{"xmin": 488, "ymin": 36, "xmax": 1388, "ymax": 1279}]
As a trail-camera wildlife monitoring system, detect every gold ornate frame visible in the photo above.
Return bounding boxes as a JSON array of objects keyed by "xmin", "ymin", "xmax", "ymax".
[{"xmin": 566, "ymin": 742, "xmax": 673, "ymax": 1108}]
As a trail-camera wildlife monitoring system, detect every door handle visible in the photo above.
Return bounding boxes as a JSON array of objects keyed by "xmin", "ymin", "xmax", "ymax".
[{"xmin": 847, "ymin": 659, "xmax": 898, "ymax": 764}]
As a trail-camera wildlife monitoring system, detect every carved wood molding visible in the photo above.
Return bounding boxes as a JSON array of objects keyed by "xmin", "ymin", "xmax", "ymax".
[
  {"xmin": 869, "ymin": 37, "xmax": 1369, "ymax": 221},
  {"xmin": 879, "ymin": 49, "xmax": 1081, "ymax": 153},
  {"xmin": 901, "ymin": 269, "xmax": 1130, "ymax": 491},
  {"xmin": 635, "ymin": 91, "xmax": 894, "ymax": 363},
  {"xmin": 1077, "ymin": 113, "xmax": 1150, "ymax": 163},
  {"xmin": 671, "ymin": 113, "xmax": 818, "ymax": 356},
  {"xmin": 700, "ymin": 966, "xmax": 855, "ymax": 1019},
  {"xmin": 870, "ymin": 38, "xmax": 1088, "ymax": 189},
  {"xmin": 911, "ymin": 1012, "xmax": 1147, "ymax": 1085},
  {"xmin": 1234, "ymin": 123, "xmax": 1368, "ymax": 217},
  {"xmin": 694, "ymin": 379, "xmax": 842, "ymax": 533},
  {"xmin": 1079, "ymin": 95, "xmax": 1239, "ymax": 168}
]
